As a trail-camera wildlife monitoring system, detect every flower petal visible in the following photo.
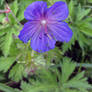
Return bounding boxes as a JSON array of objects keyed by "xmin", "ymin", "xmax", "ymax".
[
  {"xmin": 24, "ymin": 1, "xmax": 47, "ymax": 20},
  {"xmin": 18, "ymin": 21, "xmax": 40, "ymax": 43},
  {"xmin": 46, "ymin": 1, "xmax": 69, "ymax": 21},
  {"xmin": 47, "ymin": 21, "xmax": 73, "ymax": 42},
  {"xmin": 31, "ymin": 28, "xmax": 56, "ymax": 53}
]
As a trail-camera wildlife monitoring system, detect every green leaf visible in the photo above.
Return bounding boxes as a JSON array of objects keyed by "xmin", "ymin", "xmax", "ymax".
[
  {"xmin": 77, "ymin": 22, "xmax": 92, "ymax": 36},
  {"xmin": 87, "ymin": 0, "xmax": 92, "ymax": 3},
  {"xmin": 63, "ymin": 71, "xmax": 92, "ymax": 89},
  {"xmin": 0, "ymin": 14, "xmax": 5, "ymax": 22},
  {"xmin": 0, "ymin": 57, "xmax": 16, "ymax": 72},
  {"xmin": 0, "ymin": 24, "xmax": 10, "ymax": 36},
  {"xmin": 61, "ymin": 58, "xmax": 76, "ymax": 83},
  {"xmin": 0, "ymin": 0, "xmax": 4, "ymax": 6},
  {"xmin": 17, "ymin": 6, "xmax": 25, "ymax": 21},
  {"xmin": 20, "ymin": 58, "xmax": 92, "ymax": 92},
  {"xmin": 8, "ymin": 14, "xmax": 17, "ymax": 24},
  {"xmin": 9, "ymin": 64, "xmax": 26, "ymax": 82},
  {"xmin": 1, "ymin": 31, "xmax": 13, "ymax": 57},
  {"xmin": 82, "ymin": 17, "xmax": 92, "ymax": 22},
  {"xmin": 21, "ymin": 68, "xmax": 58, "ymax": 92},
  {"xmin": 68, "ymin": 0, "xmax": 74, "ymax": 18},
  {"xmin": 21, "ymin": 81, "xmax": 31, "ymax": 92},
  {"xmin": 77, "ymin": 32, "xmax": 89, "ymax": 49},
  {"xmin": 0, "ymin": 83, "xmax": 20, "ymax": 92},
  {"xmin": 60, "ymin": 59, "xmax": 92, "ymax": 92},
  {"xmin": 0, "ymin": 26, "xmax": 18, "ymax": 57},
  {"xmin": 21, "ymin": 80, "xmax": 57, "ymax": 92},
  {"xmin": 10, "ymin": 0, "xmax": 18, "ymax": 15},
  {"xmin": 76, "ymin": 4, "xmax": 91, "ymax": 21}
]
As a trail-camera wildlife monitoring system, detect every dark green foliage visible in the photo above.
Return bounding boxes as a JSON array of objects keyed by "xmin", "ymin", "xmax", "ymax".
[
  {"xmin": 0, "ymin": 0, "xmax": 92, "ymax": 92},
  {"xmin": 0, "ymin": 60, "xmax": 92, "ymax": 92}
]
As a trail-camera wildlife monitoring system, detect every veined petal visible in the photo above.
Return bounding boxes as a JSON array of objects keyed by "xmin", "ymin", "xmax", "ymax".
[
  {"xmin": 47, "ymin": 21, "xmax": 73, "ymax": 42},
  {"xmin": 24, "ymin": 1, "xmax": 47, "ymax": 20},
  {"xmin": 31, "ymin": 28, "xmax": 56, "ymax": 53},
  {"xmin": 46, "ymin": 1, "xmax": 69, "ymax": 21},
  {"xmin": 18, "ymin": 21, "xmax": 40, "ymax": 43}
]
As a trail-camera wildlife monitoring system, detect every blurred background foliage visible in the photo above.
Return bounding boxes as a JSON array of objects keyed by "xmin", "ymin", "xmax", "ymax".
[{"xmin": 0, "ymin": 0, "xmax": 92, "ymax": 92}]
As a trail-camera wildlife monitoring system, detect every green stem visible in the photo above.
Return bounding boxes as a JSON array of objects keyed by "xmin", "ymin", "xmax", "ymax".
[
  {"xmin": 10, "ymin": 11, "xmax": 23, "ymax": 27},
  {"xmin": 6, "ymin": 2, "xmax": 23, "ymax": 27},
  {"xmin": 31, "ymin": 50, "xmax": 35, "ymax": 62}
]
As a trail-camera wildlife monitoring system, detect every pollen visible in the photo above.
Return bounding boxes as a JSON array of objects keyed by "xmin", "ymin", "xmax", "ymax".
[{"xmin": 47, "ymin": 34, "xmax": 52, "ymax": 40}]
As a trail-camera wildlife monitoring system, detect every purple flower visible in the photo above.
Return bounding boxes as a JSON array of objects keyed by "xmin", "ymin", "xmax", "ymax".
[{"xmin": 18, "ymin": 1, "xmax": 73, "ymax": 53}]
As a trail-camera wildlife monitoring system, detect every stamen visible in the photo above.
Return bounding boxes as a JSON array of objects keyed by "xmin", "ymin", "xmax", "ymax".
[
  {"xmin": 45, "ymin": 24, "xmax": 47, "ymax": 34},
  {"xmin": 41, "ymin": 19, "xmax": 52, "ymax": 40},
  {"xmin": 47, "ymin": 34, "xmax": 52, "ymax": 40},
  {"xmin": 44, "ymin": 23, "xmax": 52, "ymax": 39}
]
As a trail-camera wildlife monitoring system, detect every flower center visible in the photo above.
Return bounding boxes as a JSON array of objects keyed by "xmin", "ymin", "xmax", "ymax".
[{"xmin": 41, "ymin": 20, "xmax": 47, "ymax": 25}]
